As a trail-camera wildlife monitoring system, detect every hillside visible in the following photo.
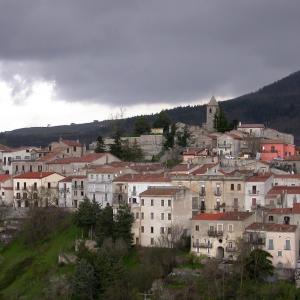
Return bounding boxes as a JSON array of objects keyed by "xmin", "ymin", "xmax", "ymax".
[{"xmin": 1, "ymin": 70, "xmax": 300, "ymax": 146}]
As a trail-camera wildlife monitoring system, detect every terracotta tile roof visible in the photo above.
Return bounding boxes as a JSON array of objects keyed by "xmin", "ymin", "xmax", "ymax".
[
  {"xmin": 59, "ymin": 175, "xmax": 86, "ymax": 183},
  {"xmin": 171, "ymin": 163, "xmax": 197, "ymax": 172},
  {"xmin": 87, "ymin": 166, "xmax": 125, "ymax": 174},
  {"xmin": 267, "ymin": 186, "xmax": 300, "ymax": 196},
  {"xmin": 191, "ymin": 163, "xmax": 218, "ymax": 175},
  {"xmin": 246, "ymin": 173, "xmax": 273, "ymax": 182},
  {"xmin": 0, "ymin": 144, "xmax": 12, "ymax": 152},
  {"xmin": 140, "ymin": 187, "xmax": 181, "ymax": 197},
  {"xmin": 261, "ymin": 139, "xmax": 291, "ymax": 145},
  {"xmin": 14, "ymin": 172, "xmax": 58, "ymax": 179},
  {"xmin": 46, "ymin": 153, "xmax": 107, "ymax": 164},
  {"xmin": 246, "ymin": 222, "xmax": 297, "ymax": 232},
  {"xmin": 226, "ymin": 133, "xmax": 243, "ymax": 140},
  {"xmin": 182, "ymin": 147, "xmax": 206, "ymax": 156},
  {"xmin": 238, "ymin": 123, "xmax": 265, "ymax": 128},
  {"xmin": 274, "ymin": 174, "xmax": 300, "ymax": 179},
  {"xmin": 267, "ymin": 208, "xmax": 293, "ymax": 214},
  {"xmin": 61, "ymin": 139, "xmax": 82, "ymax": 147},
  {"xmin": 113, "ymin": 173, "xmax": 170, "ymax": 183},
  {"xmin": 130, "ymin": 163, "xmax": 164, "ymax": 172},
  {"xmin": 0, "ymin": 175, "xmax": 11, "ymax": 182},
  {"xmin": 192, "ymin": 211, "xmax": 253, "ymax": 221}
]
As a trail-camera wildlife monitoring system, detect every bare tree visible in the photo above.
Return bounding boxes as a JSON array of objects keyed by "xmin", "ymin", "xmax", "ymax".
[{"xmin": 156, "ymin": 224, "xmax": 185, "ymax": 248}]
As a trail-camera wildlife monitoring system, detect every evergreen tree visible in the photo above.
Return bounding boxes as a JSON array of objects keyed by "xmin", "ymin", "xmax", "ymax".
[
  {"xmin": 153, "ymin": 111, "xmax": 171, "ymax": 133},
  {"xmin": 134, "ymin": 116, "xmax": 151, "ymax": 136},
  {"xmin": 110, "ymin": 129, "xmax": 123, "ymax": 158},
  {"xmin": 177, "ymin": 125, "xmax": 190, "ymax": 147},
  {"xmin": 114, "ymin": 205, "xmax": 134, "ymax": 247},
  {"xmin": 164, "ymin": 123, "xmax": 176, "ymax": 149},
  {"xmin": 214, "ymin": 108, "xmax": 229, "ymax": 133},
  {"xmin": 72, "ymin": 259, "xmax": 97, "ymax": 300},
  {"xmin": 95, "ymin": 206, "xmax": 114, "ymax": 246},
  {"xmin": 94, "ymin": 135, "xmax": 106, "ymax": 153}
]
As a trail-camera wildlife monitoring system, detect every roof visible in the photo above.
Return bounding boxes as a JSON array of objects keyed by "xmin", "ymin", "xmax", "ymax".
[
  {"xmin": 140, "ymin": 187, "xmax": 182, "ymax": 197},
  {"xmin": 87, "ymin": 166, "xmax": 125, "ymax": 174},
  {"xmin": 238, "ymin": 123, "xmax": 265, "ymax": 129},
  {"xmin": 225, "ymin": 133, "xmax": 243, "ymax": 140},
  {"xmin": 46, "ymin": 153, "xmax": 108, "ymax": 164},
  {"xmin": 113, "ymin": 173, "xmax": 170, "ymax": 183},
  {"xmin": 0, "ymin": 175, "xmax": 11, "ymax": 182},
  {"xmin": 246, "ymin": 222, "xmax": 297, "ymax": 233},
  {"xmin": 246, "ymin": 173, "xmax": 272, "ymax": 182},
  {"xmin": 274, "ymin": 174, "xmax": 300, "ymax": 179},
  {"xmin": 261, "ymin": 139, "xmax": 290, "ymax": 145},
  {"xmin": 182, "ymin": 148, "xmax": 207, "ymax": 156},
  {"xmin": 208, "ymin": 96, "xmax": 218, "ymax": 106},
  {"xmin": 0, "ymin": 144, "xmax": 12, "ymax": 152},
  {"xmin": 170, "ymin": 163, "xmax": 198, "ymax": 174},
  {"xmin": 192, "ymin": 211, "xmax": 253, "ymax": 221},
  {"xmin": 267, "ymin": 203, "xmax": 300, "ymax": 214},
  {"xmin": 14, "ymin": 172, "xmax": 58, "ymax": 179},
  {"xmin": 191, "ymin": 163, "xmax": 218, "ymax": 175},
  {"xmin": 267, "ymin": 186, "xmax": 300, "ymax": 196},
  {"xmin": 60, "ymin": 139, "xmax": 82, "ymax": 147},
  {"xmin": 59, "ymin": 175, "xmax": 86, "ymax": 183}
]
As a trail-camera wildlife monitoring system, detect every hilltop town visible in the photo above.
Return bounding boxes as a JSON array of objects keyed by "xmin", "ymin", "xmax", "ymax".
[{"xmin": 1, "ymin": 97, "xmax": 300, "ymax": 298}]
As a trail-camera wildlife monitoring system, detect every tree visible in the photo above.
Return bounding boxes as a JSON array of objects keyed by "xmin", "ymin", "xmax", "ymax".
[
  {"xmin": 177, "ymin": 125, "xmax": 190, "ymax": 147},
  {"xmin": 214, "ymin": 108, "xmax": 229, "ymax": 133},
  {"xmin": 95, "ymin": 135, "xmax": 106, "ymax": 153},
  {"xmin": 114, "ymin": 205, "xmax": 134, "ymax": 247},
  {"xmin": 245, "ymin": 248, "xmax": 274, "ymax": 281},
  {"xmin": 134, "ymin": 116, "xmax": 151, "ymax": 136},
  {"xmin": 95, "ymin": 205, "xmax": 114, "ymax": 246},
  {"xmin": 72, "ymin": 259, "xmax": 97, "ymax": 300},
  {"xmin": 153, "ymin": 111, "xmax": 171, "ymax": 132},
  {"xmin": 74, "ymin": 198, "xmax": 101, "ymax": 238},
  {"xmin": 110, "ymin": 129, "xmax": 123, "ymax": 159},
  {"xmin": 156, "ymin": 224, "xmax": 186, "ymax": 249},
  {"xmin": 164, "ymin": 123, "xmax": 176, "ymax": 149}
]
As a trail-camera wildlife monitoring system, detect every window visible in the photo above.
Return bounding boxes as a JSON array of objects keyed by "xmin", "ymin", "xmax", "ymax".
[
  {"xmin": 151, "ymin": 226, "xmax": 154, "ymax": 233},
  {"xmin": 23, "ymin": 193, "xmax": 27, "ymax": 199},
  {"xmin": 168, "ymin": 199, "xmax": 171, "ymax": 207},
  {"xmin": 217, "ymin": 224, "xmax": 223, "ymax": 232},
  {"xmin": 161, "ymin": 213, "xmax": 164, "ymax": 220},
  {"xmin": 48, "ymin": 182, "xmax": 51, "ymax": 189},
  {"xmin": 278, "ymin": 251, "xmax": 282, "ymax": 257},
  {"xmin": 141, "ymin": 226, "xmax": 144, "ymax": 233},
  {"xmin": 285, "ymin": 240, "xmax": 291, "ymax": 250},
  {"xmin": 151, "ymin": 212, "xmax": 154, "ymax": 220},
  {"xmin": 151, "ymin": 199, "xmax": 154, "ymax": 206},
  {"xmin": 168, "ymin": 213, "xmax": 171, "ymax": 220},
  {"xmin": 73, "ymin": 146, "xmax": 77, "ymax": 152},
  {"xmin": 161, "ymin": 199, "xmax": 164, "ymax": 206},
  {"xmin": 81, "ymin": 191, "xmax": 84, "ymax": 196},
  {"xmin": 230, "ymin": 184, "xmax": 234, "ymax": 191},
  {"xmin": 252, "ymin": 198, "xmax": 256, "ymax": 207},
  {"xmin": 33, "ymin": 193, "xmax": 38, "ymax": 200},
  {"xmin": 23, "ymin": 182, "xmax": 26, "ymax": 190},
  {"xmin": 16, "ymin": 193, "xmax": 21, "ymax": 199},
  {"xmin": 16, "ymin": 182, "xmax": 20, "ymax": 190},
  {"xmin": 228, "ymin": 224, "xmax": 233, "ymax": 232},
  {"xmin": 195, "ymin": 225, "xmax": 199, "ymax": 231},
  {"xmin": 160, "ymin": 227, "xmax": 164, "ymax": 234},
  {"xmin": 268, "ymin": 215, "xmax": 274, "ymax": 222},
  {"xmin": 34, "ymin": 182, "xmax": 37, "ymax": 190},
  {"xmin": 167, "ymin": 227, "xmax": 171, "ymax": 234},
  {"xmin": 135, "ymin": 212, "xmax": 139, "ymax": 219},
  {"xmin": 268, "ymin": 239, "xmax": 274, "ymax": 250},
  {"xmin": 141, "ymin": 212, "xmax": 144, "ymax": 219},
  {"xmin": 237, "ymin": 184, "xmax": 241, "ymax": 191},
  {"xmin": 151, "ymin": 238, "xmax": 154, "ymax": 245},
  {"xmin": 141, "ymin": 199, "xmax": 144, "ymax": 206}
]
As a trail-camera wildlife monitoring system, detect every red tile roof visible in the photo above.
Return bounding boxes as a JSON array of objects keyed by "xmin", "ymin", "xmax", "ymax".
[
  {"xmin": 0, "ymin": 175, "xmax": 11, "ymax": 182},
  {"xmin": 113, "ymin": 173, "xmax": 170, "ymax": 183},
  {"xmin": 87, "ymin": 166, "xmax": 125, "ymax": 174},
  {"xmin": 170, "ymin": 163, "xmax": 197, "ymax": 173},
  {"xmin": 267, "ymin": 186, "xmax": 300, "ymax": 196},
  {"xmin": 14, "ymin": 172, "xmax": 58, "ymax": 179},
  {"xmin": 246, "ymin": 222, "xmax": 297, "ymax": 232},
  {"xmin": 226, "ymin": 133, "xmax": 243, "ymax": 140},
  {"xmin": 267, "ymin": 203, "xmax": 300, "ymax": 214},
  {"xmin": 140, "ymin": 187, "xmax": 181, "ymax": 197},
  {"xmin": 246, "ymin": 173, "xmax": 273, "ymax": 182},
  {"xmin": 192, "ymin": 163, "xmax": 218, "ymax": 175},
  {"xmin": 274, "ymin": 174, "xmax": 300, "ymax": 179},
  {"xmin": 192, "ymin": 211, "xmax": 253, "ymax": 221},
  {"xmin": 46, "ymin": 153, "xmax": 107, "ymax": 164},
  {"xmin": 61, "ymin": 139, "xmax": 82, "ymax": 147},
  {"xmin": 59, "ymin": 175, "xmax": 86, "ymax": 183}
]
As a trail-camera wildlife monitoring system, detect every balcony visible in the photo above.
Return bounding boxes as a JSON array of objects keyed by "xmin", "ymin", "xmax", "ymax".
[
  {"xmin": 214, "ymin": 190, "xmax": 222, "ymax": 196},
  {"xmin": 73, "ymin": 185, "xmax": 84, "ymax": 190},
  {"xmin": 207, "ymin": 230, "xmax": 223, "ymax": 237},
  {"xmin": 245, "ymin": 233, "xmax": 266, "ymax": 245},
  {"xmin": 248, "ymin": 190, "xmax": 259, "ymax": 196},
  {"xmin": 225, "ymin": 246, "xmax": 237, "ymax": 252},
  {"xmin": 199, "ymin": 190, "xmax": 206, "ymax": 196},
  {"xmin": 218, "ymin": 143, "xmax": 232, "ymax": 149},
  {"xmin": 193, "ymin": 242, "xmax": 213, "ymax": 249}
]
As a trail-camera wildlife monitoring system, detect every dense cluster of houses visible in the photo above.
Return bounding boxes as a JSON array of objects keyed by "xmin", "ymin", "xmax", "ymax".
[{"xmin": 1, "ymin": 97, "xmax": 300, "ymax": 276}]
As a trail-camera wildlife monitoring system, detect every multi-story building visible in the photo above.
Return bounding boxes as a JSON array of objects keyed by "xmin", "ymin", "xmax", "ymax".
[
  {"xmin": 87, "ymin": 166, "xmax": 136, "ymax": 207},
  {"xmin": 245, "ymin": 223, "xmax": 299, "ymax": 271},
  {"xmin": 237, "ymin": 123, "xmax": 265, "ymax": 137},
  {"xmin": 133, "ymin": 186, "xmax": 197, "ymax": 247},
  {"xmin": 48, "ymin": 139, "xmax": 85, "ymax": 158},
  {"xmin": 265, "ymin": 186, "xmax": 300, "ymax": 208},
  {"xmin": 191, "ymin": 211, "xmax": 255, "ymax": 259},
  {"xmin": 216, "ymin": 133, "xmax": 242, "ymax": 157},
  {"xmin": 112, "ymin": 173, "xmax": 172, "ymax": 207},
  {"xmin": 58, "ymin": 175, "xmax": 87, "ymax": 208},
  {"xmin": 260, "ymin": 139, "xmax": 295, "ymax": 162},
  {"xmin": 273, "ymin": 174, "xmax": 300, "ymax": 186},
  {"xmin": 244, "ymin": 173, "xmax": 274, "ymax": 211},
  {"xmin": 265, "ymin": 203, "xmax": 300, "ymax": 226},
  {"xmin": 0, "ymin": 174, "xmax": 13, "ymax": 206},
  {"xmin": 13, "ymin": 172, "xmax": 65, "ymax": 208}
]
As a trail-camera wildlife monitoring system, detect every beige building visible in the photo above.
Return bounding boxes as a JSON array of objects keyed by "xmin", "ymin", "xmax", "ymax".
[
  {"xmin": 0, "ymin": 175, "xmax": 13, "ymax": 206},
  {"xmin": 245, "ymin": 223, "xmax": 299, "ymax": 270},
  {"xmin": 48, "ymin": 139, "xmax": 85, "ymax": 158},
  {"xmin": 13, "ymin": 172, "xmax": 65, "ymax": 208},
  {"xmin": 133, "ymin": 186, "xmax": 198, "ymax": 247},
  {"xmin": 191, "ymin": 211, "xmax": 255, "ymax": 259}
]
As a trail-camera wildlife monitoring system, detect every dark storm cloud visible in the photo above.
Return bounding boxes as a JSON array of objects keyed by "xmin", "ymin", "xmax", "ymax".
[{"xmin": 0, "ymin": 0, "xmax": 299, "ymax": 105}]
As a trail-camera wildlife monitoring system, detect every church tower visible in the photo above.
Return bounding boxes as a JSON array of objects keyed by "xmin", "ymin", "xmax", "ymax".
[{"xmin": 206, "ymin": 96, "xmax": 219, "ymax": 132}]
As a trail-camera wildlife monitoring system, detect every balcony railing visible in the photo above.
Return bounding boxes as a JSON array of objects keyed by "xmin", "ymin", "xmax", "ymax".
[
  {"xmin": 193, "ymin": 242, "xmax": 213, "ymax": 249},
  {"xmin": 73, "ymin": 185, "xmax": 84, "ymax": 190},
  {"xmin": 214, "ymin": 190, "xmax": 222, "ymax": 196},
  {"xmin": 199, "ymin": 190, "xmax": 206, "ymax": 196},
  {"xmin": 248, "ymin": 190, "xmax": 259, "ymax": 195},
  {"xmin": 218, "ymin": 143, "xmax": 232, "ymax": 148},
  {"xmin": 207, "ymin": 230, "xmax": 223, "ymax": 237},
  {"xmin": 225, "ymin": 246, "xmax": 237, "ymax": 252}
]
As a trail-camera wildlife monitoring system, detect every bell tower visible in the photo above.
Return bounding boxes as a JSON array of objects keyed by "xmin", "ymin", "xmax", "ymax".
[{"xmin": 206, "ymin": 96, "xmax": 219, "ymax": 132}]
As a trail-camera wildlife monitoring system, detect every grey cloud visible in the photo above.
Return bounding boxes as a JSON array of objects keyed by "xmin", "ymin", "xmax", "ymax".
[{"xmin": 0, "ymin": 0, "xmax": 299, "ymax": 106}]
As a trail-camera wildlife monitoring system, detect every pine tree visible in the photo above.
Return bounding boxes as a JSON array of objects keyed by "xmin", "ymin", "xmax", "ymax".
[
  {"xmin": 110, "ymin": 129, "xmax": 123, "ymax": 158},
  {"xmin": 134, "ymin": 116, "xmax": 151, "ymax": 135},
  {"xmin": 95, "ymin": 135, "xmax": 106, "ymax": 153}
]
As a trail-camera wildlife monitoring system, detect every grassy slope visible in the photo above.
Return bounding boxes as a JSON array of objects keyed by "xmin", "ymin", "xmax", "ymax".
[{"xmin": 0, "ymin": 224, "xmax": 80, "ymax": 300}]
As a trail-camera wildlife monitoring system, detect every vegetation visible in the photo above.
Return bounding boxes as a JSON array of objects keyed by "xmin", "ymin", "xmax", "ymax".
[
  {"xmin": 94, "ymin": 135, "xmax": 106, "ymax": 153},
  {"xmin": 134, "ymin": 116, "xmax": 151, "ymax": 135}
]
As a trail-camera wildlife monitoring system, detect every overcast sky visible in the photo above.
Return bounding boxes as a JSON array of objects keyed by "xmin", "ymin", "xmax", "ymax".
[{"xmin": 0, "ymin": 0, "xmax": 299, "ymax": 131}]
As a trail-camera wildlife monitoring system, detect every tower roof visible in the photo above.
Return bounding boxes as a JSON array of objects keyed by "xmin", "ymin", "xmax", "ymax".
[{"xmin": 208, "ymin": 96, "xmax": 218, "ymax": 106}]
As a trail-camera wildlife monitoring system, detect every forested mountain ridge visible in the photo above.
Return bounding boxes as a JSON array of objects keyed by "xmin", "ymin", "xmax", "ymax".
[{"xmin": 1, "ymin": 70, "xmax": 300, "ymax": 147}]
